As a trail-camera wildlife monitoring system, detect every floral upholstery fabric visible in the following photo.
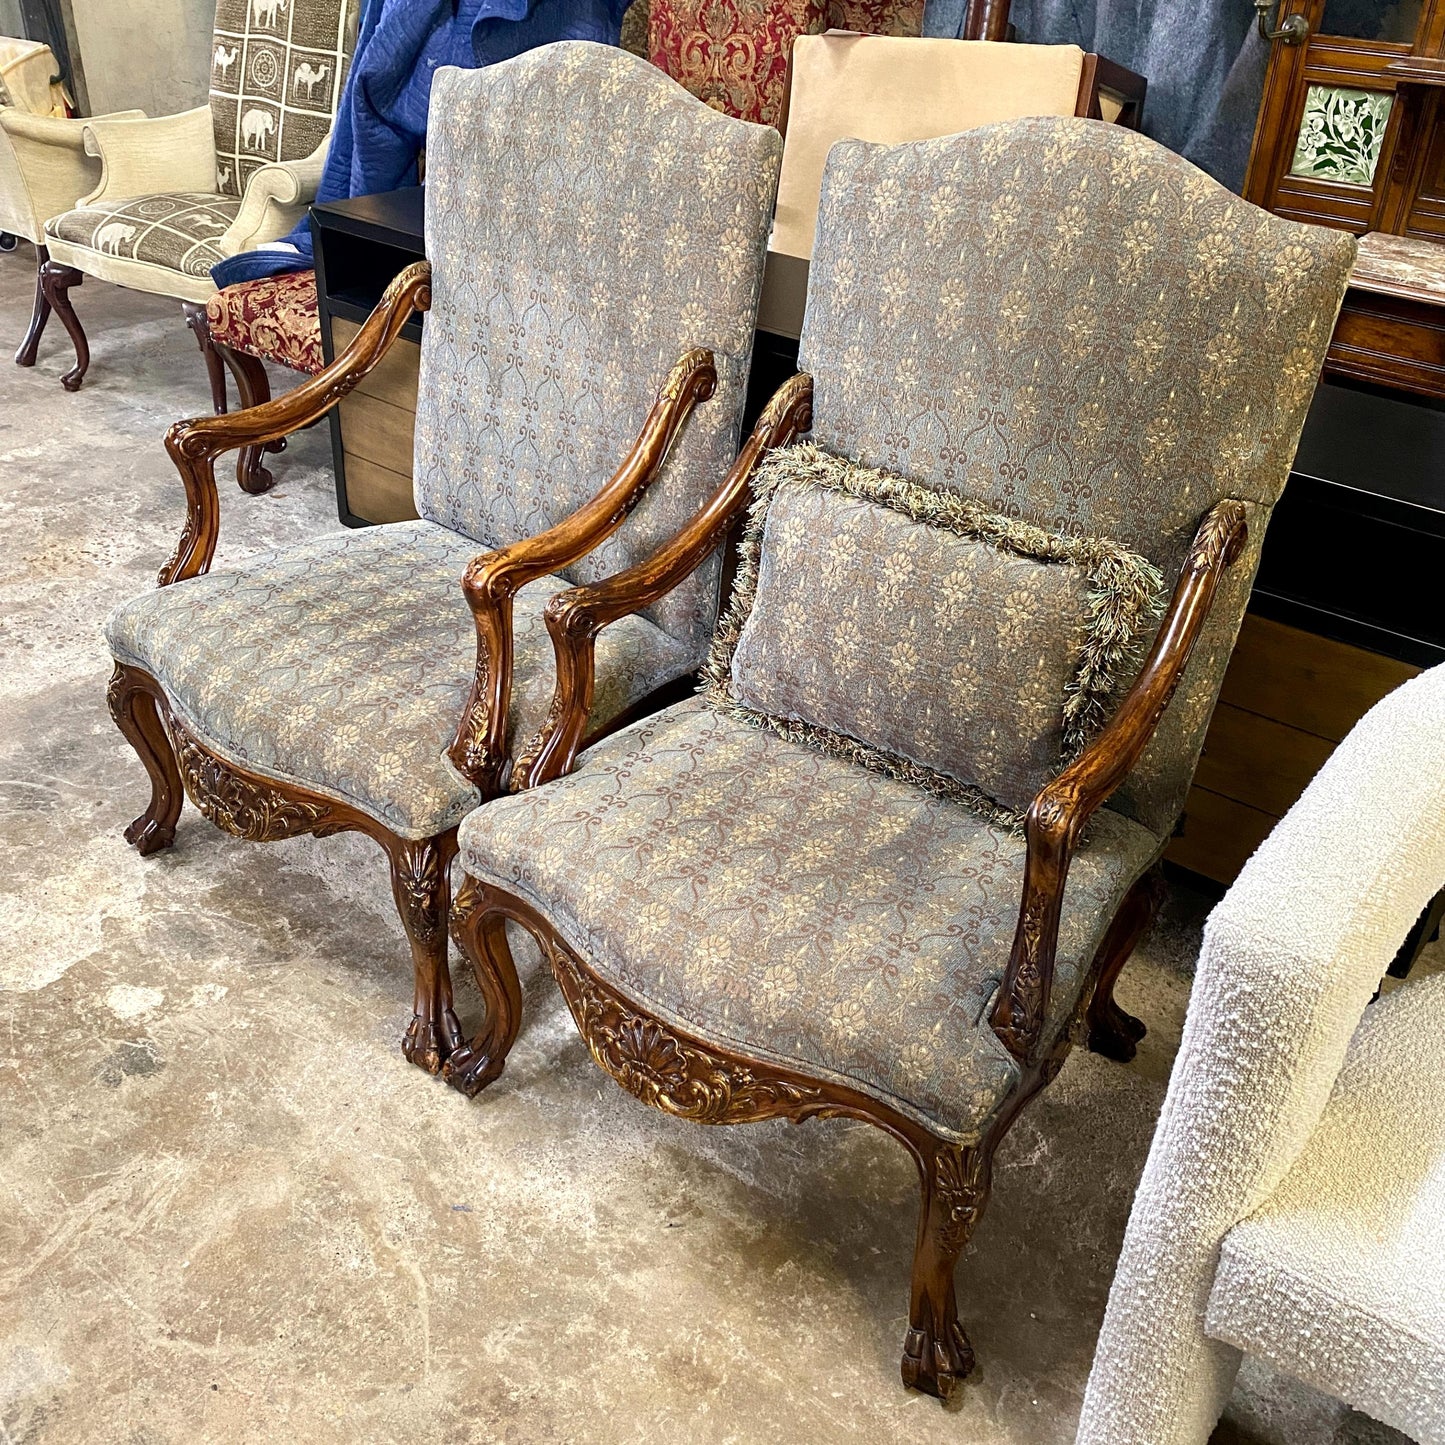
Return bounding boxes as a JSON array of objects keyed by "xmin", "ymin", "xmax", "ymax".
[
  {"xmin": 459, "ymin": 700, "xmax": 1162, "ymax": 1142},
  {"xmin": 799, "ymin": 118, "xmax": 1357, "ymax": 836},
  {"xmin": 414, "ymin": 45, "xmax": 781, "ymax": 655},
  {"xmin": 206, "ymin": 268, "xmax": 323, "ymax": 373},
  {"xmin": 648, "ymin": 0, "xmax": 922, "ymax": 127},
  {"xmin": 708, "ymin": 444, "xmax": 1164, "ymax": 822},
  {"xmin": 105, "ymin": 521, "xmax": 695, "ymax": 840},
  {"xmin": 209, "ymin": 0, "xmax": 356, "ymax": 197},
  {"xmin": 46, "ymin": 193, "xmax": 241, "ymax": 279}
]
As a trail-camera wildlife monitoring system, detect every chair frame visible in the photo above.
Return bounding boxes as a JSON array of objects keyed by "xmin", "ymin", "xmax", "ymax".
[
  {"xmin": 446, "ymin": 376, "xmax": 1250, "ymax": 1398},
  {"xmin": 106, "ymin": 259, "xmax": 728, "ymax": 1075}
]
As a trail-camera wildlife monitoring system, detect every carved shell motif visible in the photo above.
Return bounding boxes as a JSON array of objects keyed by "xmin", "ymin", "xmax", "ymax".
[
  {"xmin": 542, "ymin": 935, "xmax": 835, "ymax": 1127},
  {"xmin": 168, "ymin": 715, "xmax": 332, "ymax": 842}
]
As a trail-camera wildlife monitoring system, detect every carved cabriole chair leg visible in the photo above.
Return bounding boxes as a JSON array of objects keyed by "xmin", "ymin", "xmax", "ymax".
[
  {"xmin": 38, "ymin": 258, "xmax": 87, "ymax": 391},
  {"xmin": 15, "ymin": 244, "xmax": 52, "ymax": 367},
  {"xmin": 1085, "ymin": 869, "xmax": 1167, "ymax": 1064},
  {"xmin": 902, "ymin": 1138, "xmax": 988, "ymax": 1398},
  {"xmin": 386, "ymin": 831, "xmax": 465, "ymax": 1075},
  {"xmin": 182, "ymin": 301, "xmax": 228, "ymax": 418},
  {"xmin": 104, "ymin": 661, "xmax": 469, "ymax": 1074},
  {"xmin": 216, "ymin": 343, "xmax": 282, "ymax": 495},
  {"xmin": 105, "ymin": 663, "xmax": 183, "ymax": 855},
  {"xmin": 444, "ymin": 876, "xmax": 524, "ymax": 1096}
]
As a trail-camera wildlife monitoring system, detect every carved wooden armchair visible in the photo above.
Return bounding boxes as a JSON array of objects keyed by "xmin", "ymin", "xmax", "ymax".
[
  {"xmin": 103, "ymin": 43, "xmax": 782, "ymax": 1075},
  {"xmin": 35, "ymin": 0, "xmax": 358, "ymax": 393},
  {"xmin": 442, "ymin": 117, "xmax": 1357, "ymax": 1399}
]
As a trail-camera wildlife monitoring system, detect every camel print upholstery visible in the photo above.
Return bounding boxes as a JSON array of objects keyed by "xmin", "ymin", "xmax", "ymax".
[
  {"xmin": 47, "ymin": 193, "xmax": 242, "ymax": 279},
  {"xmin": 210, "ymin": 0, "xmax": 353, "ymax": 197}
]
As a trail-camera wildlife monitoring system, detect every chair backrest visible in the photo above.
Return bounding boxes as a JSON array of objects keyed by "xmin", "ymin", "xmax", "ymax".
[
  {"xmin": 0, "ymin": 38, "xmax": 62, "ymax": 115},
  {"xmin": 413, "ymin": 43, "xmax": 782, "ymax": 656},
  {"xmin": 1075, "ymin": 662, "xmax": 1445, "ymax": 1443},
  {"xmin": 799, "ymin": 116, "xmax": 1356, "ymax": 835},
  {"xmin": 209, "ymin": 0, "xmax": 357, "ymax": 198}
]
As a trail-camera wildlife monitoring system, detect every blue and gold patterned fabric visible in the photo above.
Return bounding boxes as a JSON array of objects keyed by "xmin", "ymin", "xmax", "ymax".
[
  {"xmin": 413, "ymin": 45, "xmax": 783, "ymax": 653},
  {"xmin": 106, "ymin": 522, "xmax": 694, "ymax": 839},
  {"xmin": 458, "ymin": 700, "xmax": 1161, "ymax": 1142},
  {"xmin": 799, "ymin": 117, "xmax": 1356, "ymax": 838}
]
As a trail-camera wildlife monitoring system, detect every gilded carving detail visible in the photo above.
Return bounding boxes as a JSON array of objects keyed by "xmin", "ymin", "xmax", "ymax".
[
  {"xmin": 544, "ymin": 934, "xmax": 836, "ymax": 1126},
  {"xmin": 168, "ymin": 714, "xmax": 333, "ymax": 841}
]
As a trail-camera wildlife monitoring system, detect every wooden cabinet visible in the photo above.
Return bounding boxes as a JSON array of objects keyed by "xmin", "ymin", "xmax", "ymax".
[
  {"xmin": 1167, "ymin": 616, "xmax": 1418, "ymax": 883},
  {"xmin": 311, "ymin": 188, "xmax": 425, "ymax": 526}
]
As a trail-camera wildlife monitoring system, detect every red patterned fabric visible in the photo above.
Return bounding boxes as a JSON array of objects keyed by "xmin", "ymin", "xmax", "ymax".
[
  {"xmin": 206, "ymin": 269, "xmax": 324, "ymax": 375},
  {"xmin": 648, "ymin": 0, "xmax": 922, "ymax": 127},
  {"xmin": 826, "ymin": 0, "xmax": 922, "ymax": 35}
]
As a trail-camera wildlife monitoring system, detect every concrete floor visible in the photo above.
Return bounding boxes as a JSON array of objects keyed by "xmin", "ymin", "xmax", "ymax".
[{"xmin": 0, "ymin": 251, "xmax": 1422, "ymax": 1444}]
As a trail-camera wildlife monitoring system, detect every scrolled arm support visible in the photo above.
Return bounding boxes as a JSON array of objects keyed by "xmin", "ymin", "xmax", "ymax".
[
  {"xmin": 988, "ymin": 500, "xmax": 1250, "ymax": 1063},
  {"xmin": 157, "ymin": 261, "xmax": 433, "ymax": 587},
  {"xmin": 514, "ymin": 371, "xmax": 816, "ymax": 792},
  {"xmin": 444, "ymin": 349, "xmax": 720, "ymax": 793}
]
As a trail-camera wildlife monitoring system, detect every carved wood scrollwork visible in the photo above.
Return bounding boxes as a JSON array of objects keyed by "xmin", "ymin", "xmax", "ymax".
[
  {"xmin": 543, "ymin": 934, "xmax": 836, "ymax": 1126},
  {"xmin": 168, "ymin": 714, "xmax": 335, "ymax": 842}
]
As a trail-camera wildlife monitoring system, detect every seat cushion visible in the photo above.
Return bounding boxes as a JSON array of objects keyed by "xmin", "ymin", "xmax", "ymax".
[
  {"xmin": 458, "ymin": 699, "xmax": 1162, "ymax": 1141},
  {"xmin": 1207, "ymin": 972, "xmax": 1445, "ymax": 1444},
  {"xmin": 106, "ymin": 520, "xmax": 697, "ymax": 840},
  {"xmin": 206, "ymin": 269, "xmax": 323, "ymax": 374},
  {"xmin": 46, "ymin": 193, "xmax": 240, "ymax": 291}
]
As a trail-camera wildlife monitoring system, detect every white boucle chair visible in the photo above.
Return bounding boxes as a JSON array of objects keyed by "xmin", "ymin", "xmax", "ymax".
[{"xmin": 1077, "ymin": 662, "xmax": 1445, "ymax": 1445}]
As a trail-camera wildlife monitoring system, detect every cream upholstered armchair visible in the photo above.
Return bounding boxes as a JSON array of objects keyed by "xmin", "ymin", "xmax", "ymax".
[
  {"xmin": 32, "ymin": 0, "xmax": 356, "ymax": 392},
  {"xmin": 441, "ymin": 119, "xmax": 1355, "ymax": 1401},
  {"xmin": 104, "ymin": 44, "xmax": 782, "ymax": 1078},
  {"xmin": 1077, "ymin": 664, "xmax": 1445, "ymax": 1445},
  {"xmin": 0, "ymin": 40, "xmax": 143, "ymax": 366}
]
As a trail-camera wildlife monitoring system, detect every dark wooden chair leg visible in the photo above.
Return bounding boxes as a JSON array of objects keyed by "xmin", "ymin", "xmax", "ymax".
[
  {"xmin": 39, "ymin": 258, "xmax": 88, "ymax": 391},
  {"xmin": 1086, "ymin": 870, "xmax": 1167, "ymax": 1064},
  {"xmin": 385, "ymin": 832, "xmax": 464, "ymax": 1074},
  {"xmin": 105, "ymin": 664, "xmax": 183, "ymax": 856},
  {"xmin": 901, "ymin": 1140, "xmax": 989, "ymax": 1400},
  {"xmin": 216, "ymin": 343, "xmax": 280, "ymax": 494},
  {"xmin": 443, "ymin": 876, "xmax": 526, "ymax": 1097},
  {"xmin": 15, "ymin": 244, "xmax": 52, "ymax": 367},
  {"xmin": 182, "ymin": 301, "xmax": 228, "ymax": 416}
]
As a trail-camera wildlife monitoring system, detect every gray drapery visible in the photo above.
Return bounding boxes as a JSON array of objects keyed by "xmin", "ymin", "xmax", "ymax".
[{"xmin": 921, "ymin": 0, "xmax": 1270, "ymax": 191}]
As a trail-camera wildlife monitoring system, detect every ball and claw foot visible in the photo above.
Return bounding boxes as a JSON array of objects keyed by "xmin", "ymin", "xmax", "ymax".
[
  {"xmin": 123, "ymin": 816, "xmax": 176, "ymax": 856},
  {"xmin": 1087, "ymin": 1004, "xmax": 1148, "ymax": 1064},
  {"xmin": 402, "ymin": 1007, "xmax": 463, "ymax": 1075},
  {"xmin": 901, "ymin": 1319, "xmax": 976, "ymax": 1400},
  {"xmin": 441, "ymin": 1037, "xmax": 509, "ymax": 1098}
]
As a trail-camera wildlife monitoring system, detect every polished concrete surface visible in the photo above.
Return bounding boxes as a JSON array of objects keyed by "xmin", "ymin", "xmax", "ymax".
[{"xmin": 0, "ymin": 252, "xmax": 1420, "ymax": 1443}]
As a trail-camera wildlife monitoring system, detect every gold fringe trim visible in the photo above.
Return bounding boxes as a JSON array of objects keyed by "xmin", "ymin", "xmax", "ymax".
[{"xmin": 700, "ymin": 443, "xmax": 1165, "ymax": 828}]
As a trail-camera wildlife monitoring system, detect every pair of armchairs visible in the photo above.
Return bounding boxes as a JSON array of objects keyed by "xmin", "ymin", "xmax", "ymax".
[
  {"xmin": 3, "ymin": 0, "xmax": 353, "ymax": 393},
  {"xmin": 106, "ymin": 41, "xmax": 1355, "ymax": 1402},
  {"xmin": 1079, "ymin": 664, "xmax": 1445, "ymax": 1444}
]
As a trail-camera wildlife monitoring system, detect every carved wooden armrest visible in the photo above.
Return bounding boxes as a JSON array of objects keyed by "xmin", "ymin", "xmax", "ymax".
[
  {"xmin": 157, "ymin": 261, "xmax": 433, "ymax": 588},
  {"xmin": 989, "ymin": 499, "xmax": 1250, "ymax": 1063},
  {"xmin": 512, "ymin": 372, "xmax": 816, "ymax": 791},
  {"xmin": 445, "ymin": 349, "xmax": 720, "ymax": 793}
]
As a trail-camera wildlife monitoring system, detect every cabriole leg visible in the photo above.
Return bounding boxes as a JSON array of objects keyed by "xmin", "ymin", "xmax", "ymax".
[
  {"xmin": 443, "ymin": 875, "xmax": 525, "ymax": 1097},
  {"xmin": 901, "ymin": 1141, "xmax": 989, "ymax": 1400},
  {"xmin": 217, "ymin": 343, "xmax": 280, "ymax": 494},
  {"xmin": 182, "ymin": 301, "xmax": 228, "ymax": 416},
  {"xmin": 385, "ymin": 832, "xmax": 463, "ymax": 1074},
  {"xmin": 105, "ymin": 664, "xmax": 182, "ymax": 855},
  {"xmin": 39, "ymin": 259, "xmax": 87, "ymax": 391},
  {"xmin": 1085, "ymin": 870, "xmax": 1165, "ymax": 1064},
  {"xmin": 15, "ymin": 244, "xmax": 52, "ymax": 366}
]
